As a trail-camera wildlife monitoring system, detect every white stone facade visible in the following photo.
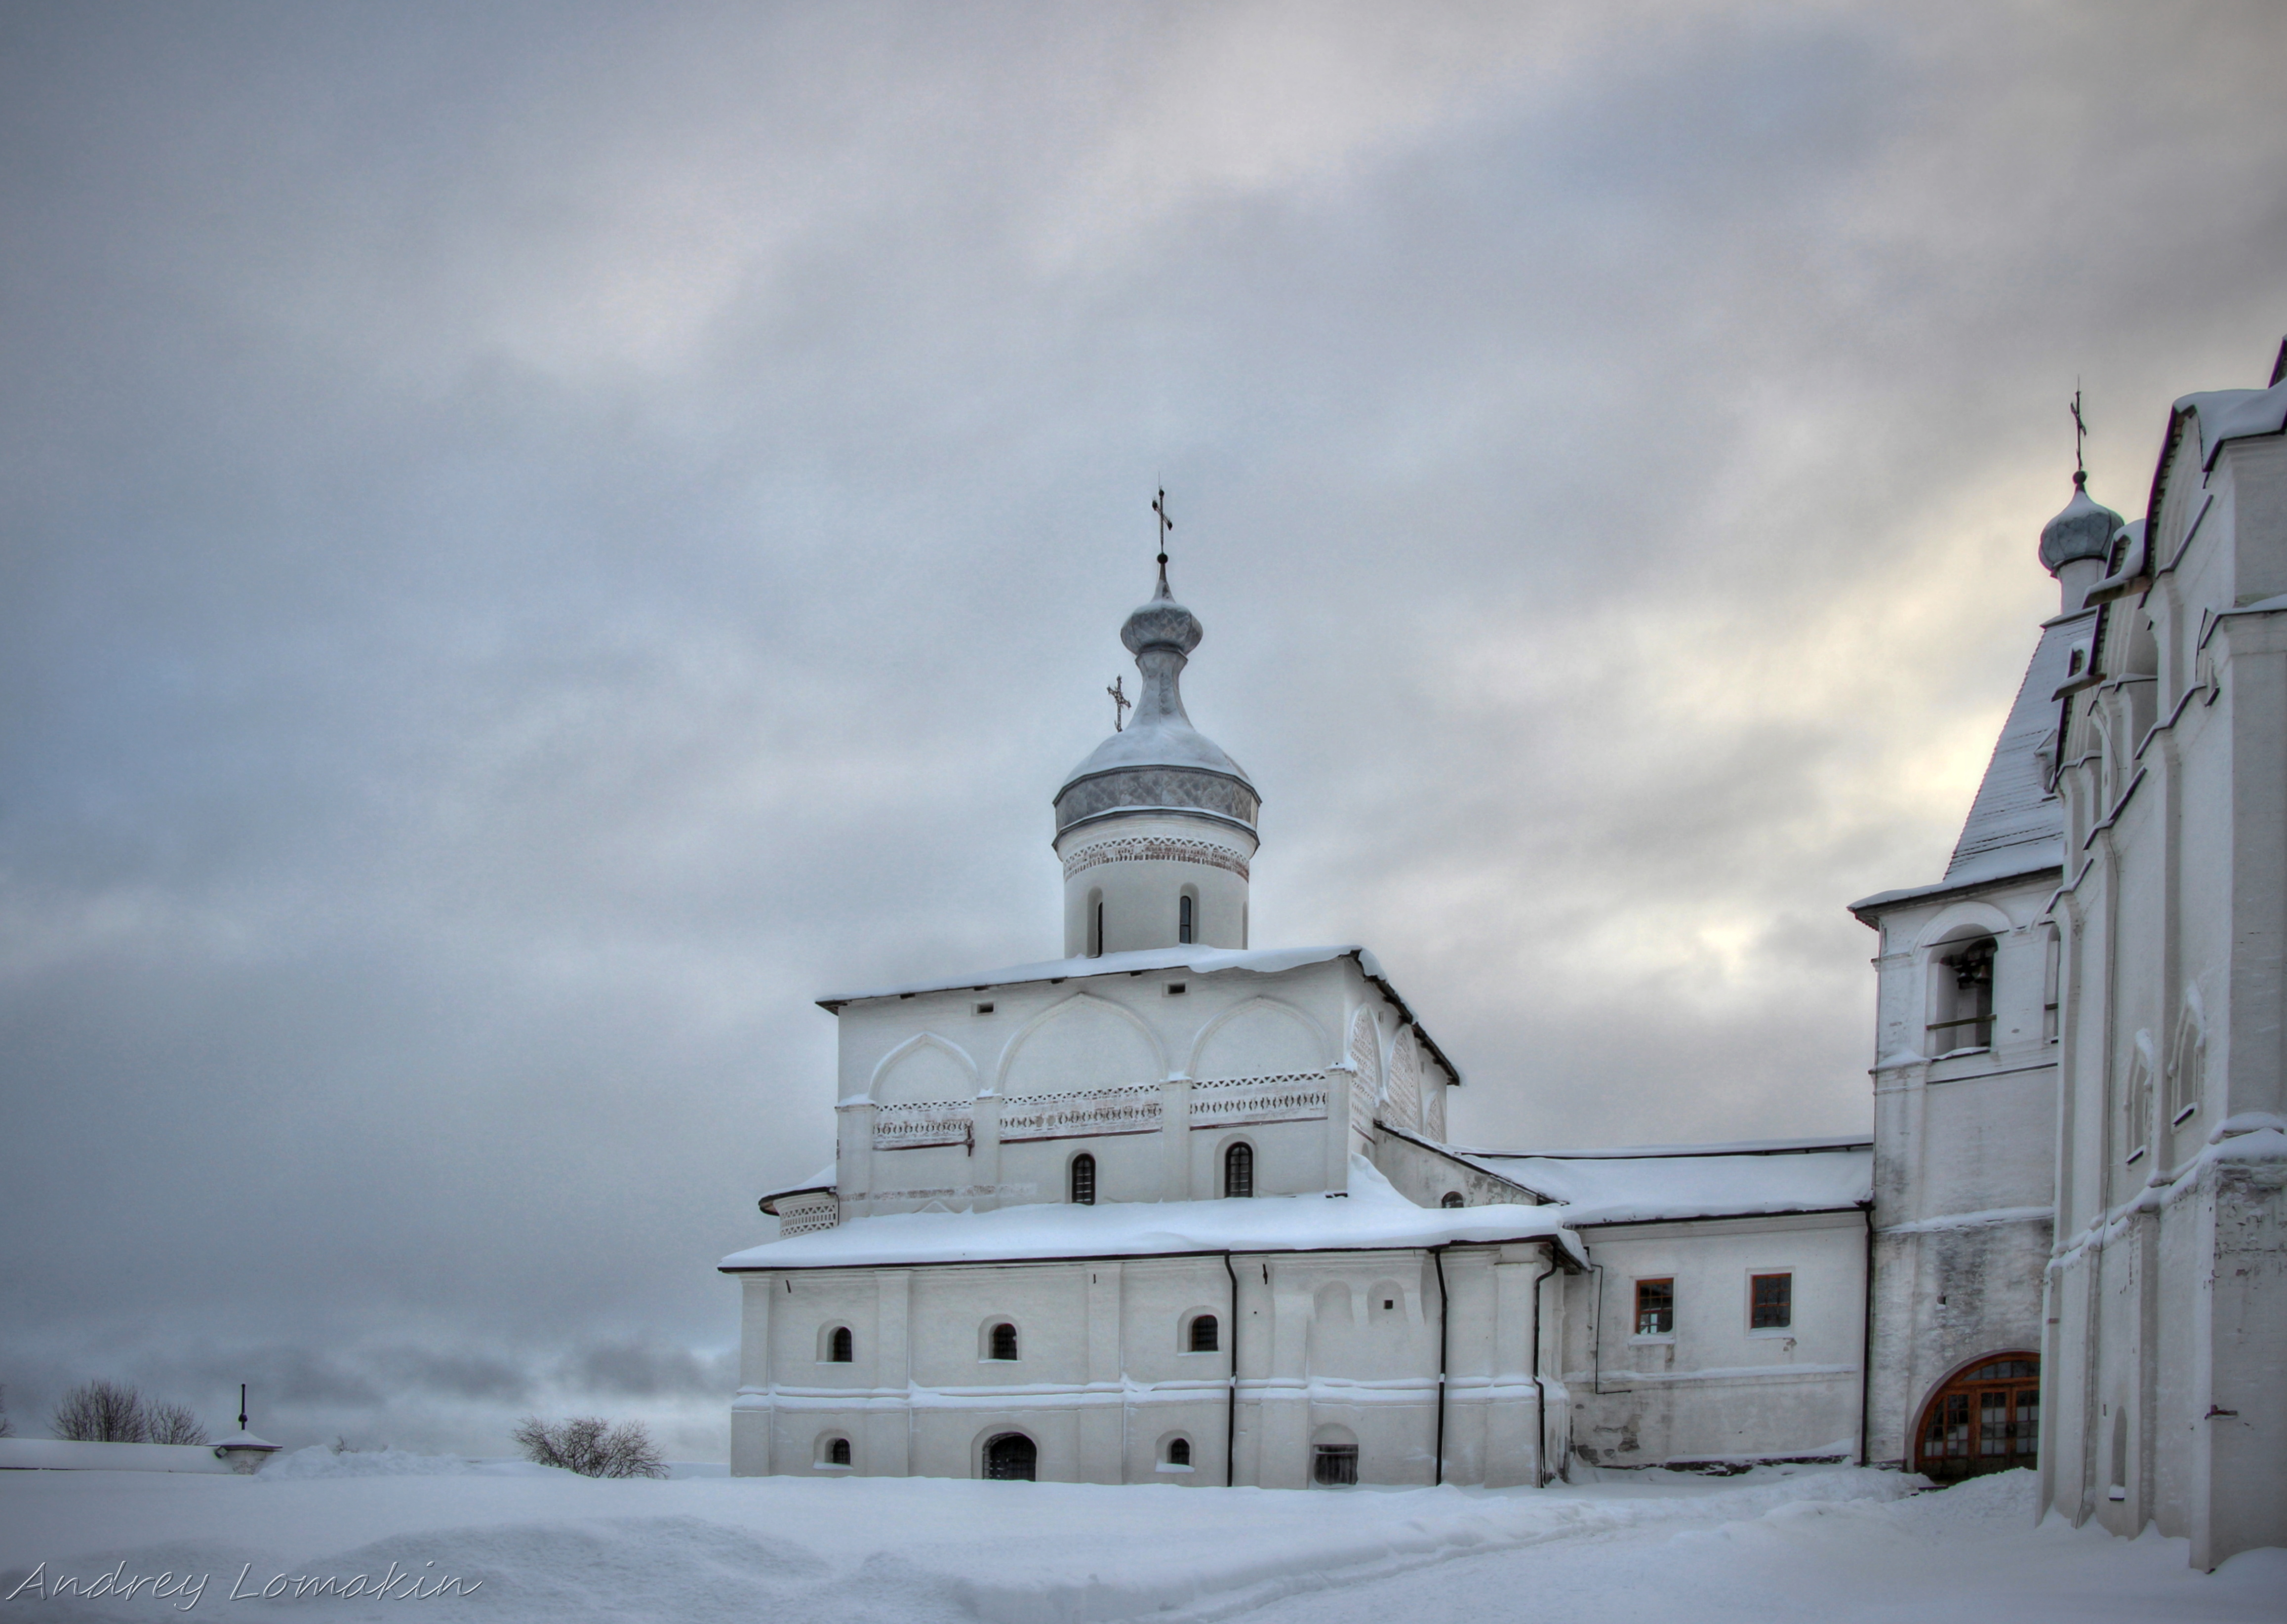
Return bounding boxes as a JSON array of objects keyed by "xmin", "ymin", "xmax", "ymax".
[
  {"xmin": 2039, "ymin": 369, "xmax": 2287, "ymax": 1568},
  {"xmin": 725, "ymin": 361, "xmax": 2287, "ymax": 1551}
]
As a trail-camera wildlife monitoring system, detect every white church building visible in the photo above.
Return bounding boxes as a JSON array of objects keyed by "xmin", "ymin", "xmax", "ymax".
[{"xmin": 723, "ymin": 347, "xmax": 2286, "ymax": 1567}]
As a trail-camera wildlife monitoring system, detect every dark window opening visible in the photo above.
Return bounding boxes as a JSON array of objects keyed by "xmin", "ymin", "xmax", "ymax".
[
  {"xmin": 1093, "ymin": 901, "xmax": 1105, "ymax": 958},
  {"xmin": 1312, "ymin": 1444, "xmax": 1359, "ymax": 1486},
  {"xmin": 1189, "ymin": 1314, "xmax": 1219, "ymax": 1352},
  {"xmin": 828, "ymin": 1325, "xmax": 854, "ymax": 1362},
  {"xmin": 1750, "ymin": 1273, "xmax": 1791, "ymax": 1330},
  {"xmin": 825, "ymin": 1437, "xmax": 851, "ymax": 1466},
  {"xmin": 984, "ymin": 1432, "xmax": 1037, "ymax": 1481},
  {"xmin": 1440, "ymin": 1191, "xmax": 1464, "ymax": 1208},
  {"xmin": 1635, "ymin": 1278, "xmax": 1675, "ymax": 1337},
  {"xmin": 1166, "ymin": 1437, "xmax": 1191, "ymax": 1467},
  {"xmin": 1224, "ymin": 1142, "xmax": 1253, "ymax": 1199},
  {"xmin": 988, "ymin": 1321, "xmax": 1019, "ymax": 1361},
  {"xmin": 1070, "ymin": 1153, "xmax": 1096, "ymax": 1206},
  {"xmin": 1179, "ymin": 894, "xmax": 1194, "ymax": 944}
]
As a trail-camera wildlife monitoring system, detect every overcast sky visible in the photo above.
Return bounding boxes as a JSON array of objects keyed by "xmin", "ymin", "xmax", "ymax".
[{"xmin": 4, "ymin": 1, "xmax": 2283, "ymax": 1459}]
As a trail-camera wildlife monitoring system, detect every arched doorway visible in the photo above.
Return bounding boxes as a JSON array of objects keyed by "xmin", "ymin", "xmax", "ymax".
[
  {"xmin": 1913, "ymin": 1353, "xmax": 2039, "ymax": 1482},
  {"xmin": 982, "ymin": 1432, "xmax": 1037, "ymax": 1481}
]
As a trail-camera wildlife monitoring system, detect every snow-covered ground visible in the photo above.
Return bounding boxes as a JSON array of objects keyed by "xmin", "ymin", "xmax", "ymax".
[{"xmin": 3, "ymin": 1455, "xmax": 2278, "ymax": 1622}]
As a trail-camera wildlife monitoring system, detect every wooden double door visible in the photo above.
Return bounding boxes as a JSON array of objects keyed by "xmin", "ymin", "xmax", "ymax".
[{"xmin": 1914, "ymin": 1354, "xmax": 2039, "ymax": 1482}]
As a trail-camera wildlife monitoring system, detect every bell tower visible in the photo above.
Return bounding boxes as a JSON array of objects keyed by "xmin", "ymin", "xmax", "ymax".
[{"xmin": 1051, "ymin": 529, "xmax": 1259, "ymax": 958}]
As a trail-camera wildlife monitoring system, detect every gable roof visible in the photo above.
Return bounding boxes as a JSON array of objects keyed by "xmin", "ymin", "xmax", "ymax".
[{"xmin": 1448, "ymin": 1135, "xmax": 1871, "ymax": 1227}]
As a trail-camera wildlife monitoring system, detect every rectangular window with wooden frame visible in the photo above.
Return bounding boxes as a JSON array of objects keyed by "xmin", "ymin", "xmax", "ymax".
[
  {"xmin": 1634, "ymin": 1277, "xmax": 1674, "ymax": 1337},
  {"xmin": 1750, "ymin": 1272, "xmax": 1792, "ymax": 1330}
]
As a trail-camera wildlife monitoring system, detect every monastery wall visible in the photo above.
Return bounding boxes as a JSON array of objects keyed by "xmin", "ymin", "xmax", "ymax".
[{"xmin": 1563, "ymin": 1211, "xmax": 1866, "ymax": 1468}]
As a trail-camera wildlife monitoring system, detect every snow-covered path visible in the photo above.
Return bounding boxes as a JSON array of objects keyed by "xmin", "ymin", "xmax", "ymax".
[{"xmin": 1, "ymin": 1457, "xmax": 2277, "ymax": 1623}]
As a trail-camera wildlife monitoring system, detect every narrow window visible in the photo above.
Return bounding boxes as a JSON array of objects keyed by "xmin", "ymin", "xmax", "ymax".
[
  {"xmin": 829, "ymin": 1325, "xmax": 854, "ymax": 1362},
  {"xmin": 1224, "ymin": 1142, "xmax": 1254, "ymax": 1199},
  {"xmin": 1093, "ymin": 900, "xmax": 1105, "ymax": 958},
  {"xmin": 1312, "ymin": 1444, "xmax": 1359, "ymax": 1486},
  {"xmin": 826, "ymin": 1437, "xmax": 851, "ymax": 1466},
  {"xmin": 1189, "ymin": 1314, "xmax": 1219, "ymax": 1352},
  {"xmin": 1750, "ymin": 1273, "xmax": 1791, "ymax": 1330},
  {"xmin": 989, "ymin": 1321, "xmax": 1019, "ymax": 1361},
  {"xmin": 1635, "ymin": 1277, "xmax": 1675, "ymax": 1336},
  {"xmin": 1440, "ymin": 1191, "xmax": 1464, "ymax": 1208},
  {"xmin": 1166, "ymin": 1437, "xmax": 1191, "ymax": 1467},
  {"xmin": 1179, "ymin": 894, "xmax": 1194, "ymax": 944},
  {"xmin": 1070, "ymin": 1152, "xmax": 1096, "ymax": 1206}
]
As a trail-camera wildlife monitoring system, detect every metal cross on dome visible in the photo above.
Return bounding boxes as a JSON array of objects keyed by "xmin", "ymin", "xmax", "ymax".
[
  {"xmin": 1107, "ymin": 673, "xmax": 1130, "ymax": 732},
  {"xmin": 1153, "ymin": 486, "xmax": 1173, "ymax": 588},
  {"xmin": 2072, "ymin": 388, "xmax": 2088, "ymax": 479}
]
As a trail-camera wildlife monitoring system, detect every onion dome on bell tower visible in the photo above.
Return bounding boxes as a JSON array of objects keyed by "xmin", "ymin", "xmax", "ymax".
[
  {"xmin": 2041, "ymin": 392, "xmax": 2126, "ymax": 612},
  {"xmin": 2039, "ymin": 471, "xmax": 2124, "ymax": 576},
  {"xmin": 1051, "ymin": 502, "xmax": 1259, "ymax": 959}
]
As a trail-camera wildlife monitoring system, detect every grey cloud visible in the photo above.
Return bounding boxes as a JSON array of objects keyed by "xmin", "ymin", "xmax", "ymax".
[{"xmin": 4, "ymin": 0, "xmax": 2285, "ymax": 1453}]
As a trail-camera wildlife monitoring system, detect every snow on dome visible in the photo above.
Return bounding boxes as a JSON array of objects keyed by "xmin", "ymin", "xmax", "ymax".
[
  {"xmin": 1055, "ymin": 564, "xmax": 1257, "ymax": 835},
  {"xmin": 2038, "ymin": 472, "xmax": 2124, "ymax": 575}
]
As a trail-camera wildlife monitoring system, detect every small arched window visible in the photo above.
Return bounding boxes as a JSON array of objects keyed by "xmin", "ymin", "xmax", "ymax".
[
  {"xmin": 1224, "ymin": 1142, "xmax": 1253, "ymax": 1199},
  {"xmin": 826, "ymin": 1436, "xmax": 851, "ymax": 1466},
  {"xmin": 989, "ymin": 1321, "xmax": 1019, "ymax": 1361},
  {"xmin": 1189, "ymin": 1313, "xmax": 1219, "ymax": 1352},
  {"xmin": 1179, "ymin": 894, "xmax": 1194, "ymax": 945},
  {"xmin": 1440, "ymin": 1191, "xmax": 1464, "ymax": 1208},
  {"xmin": 1166, "ymin": 1437, "xmax": 1191, "ymax": 1467},
  {"xmin": 828, "ymin": 1326, "xmax": 854, "ymax": 1363},
  {"xmin": 1070, "ymin": 1152, "xmax": 1096, "ymax": 1206},
  {"xmin": 1089, "ymin": 893, "xmax": 1105, "ymax": 958}
]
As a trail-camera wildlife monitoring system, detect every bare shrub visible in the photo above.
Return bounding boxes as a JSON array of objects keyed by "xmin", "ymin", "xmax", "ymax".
[
  {"xmin": 53, "ymin": 1380, "xmax": 150, "ymax": 1442},
  {"xmin": 0, "ymin": 1385, "xmax": 14, "ymax": 1438},
  {"xmin": 146, "ymin": 1401, "xmax": 209, "ymax": 1446},
  {"xmin": 511, "ymin": 1416, "xmax": 667, "ymax": 1479}
]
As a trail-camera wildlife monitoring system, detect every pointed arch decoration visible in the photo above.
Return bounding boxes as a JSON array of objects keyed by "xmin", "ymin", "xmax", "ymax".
[
  {"xmin": 1186, "ymin": 994, "xmax": 1329, "ymax": 1080},
  {"xmin": 868, "ymin": 1031, "xmax": 981, "ymax": 1104},
  {"xmin": 1344, "ymin": 1008, "xmax": 1383, "ymax": 1093},
  {"xmin": 1385, "ymin": 1026, "xmax": 1423, "ymax": 1131},
  {"xmin": 996, "ymin": 991, "xmax": 1168, "ymax": 1094}
]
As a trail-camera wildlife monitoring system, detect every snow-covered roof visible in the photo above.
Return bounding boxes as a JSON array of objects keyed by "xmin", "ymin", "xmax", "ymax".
[
  {"xmin": 209, "ymin": 1430, "xmax": 280, "ymax": 1451},
  {"xmin": 819, "ymin": 944, "xmax": 1382, "ymax": 1008},
  {"xmin": 1940, "ymin": 612, "xmax": 2082, "ymax": 883},
  {"xmin": 722, "ymin": 1159, "xmax": 1580, "ymax": 1271},
  {"xmin": 818, "ymin": 944, "xmax": 1464, "ymax": 1086},
  {"xmin": 1847, "ymin": 613, "xmax": 2083, "ymax": 920},
  {"xmin": 2175, "ymin": 378, "xmax": 2287, "ymax": 471},
  {"xmin": 758, "ymin": 1164, "xmax": 837, "ymax": 1214},
  {"xmin": 1452, "ymin": 1139, "xmax": 1870, "ymax": 1227}
]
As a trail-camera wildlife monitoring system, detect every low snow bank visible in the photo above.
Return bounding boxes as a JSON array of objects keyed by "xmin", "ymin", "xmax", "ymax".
[
  {"xmin": 0, "ymin": 1438, "xmax": 233, "ymax": 1475},
  {"xmin": 1, "ymin": 1464, "xmax": 2275, "ymax": 1624}
]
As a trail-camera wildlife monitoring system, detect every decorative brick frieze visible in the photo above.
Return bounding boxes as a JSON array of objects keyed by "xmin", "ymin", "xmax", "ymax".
[
  {"xmin": 1060, "ymin": 835, "xmax": 1250, "ymax": 882},
  {"xmin": 1188, "ymin": 1072, "xmax": 1330, "ymax": 1127},
  {"xmin": 872, "ymin": 1102, "xmax": 974, "ymax": 1150},
  {"xmin": 1000, "ymin": 1083, "xmax": 1165, "ymax": 1142}
]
